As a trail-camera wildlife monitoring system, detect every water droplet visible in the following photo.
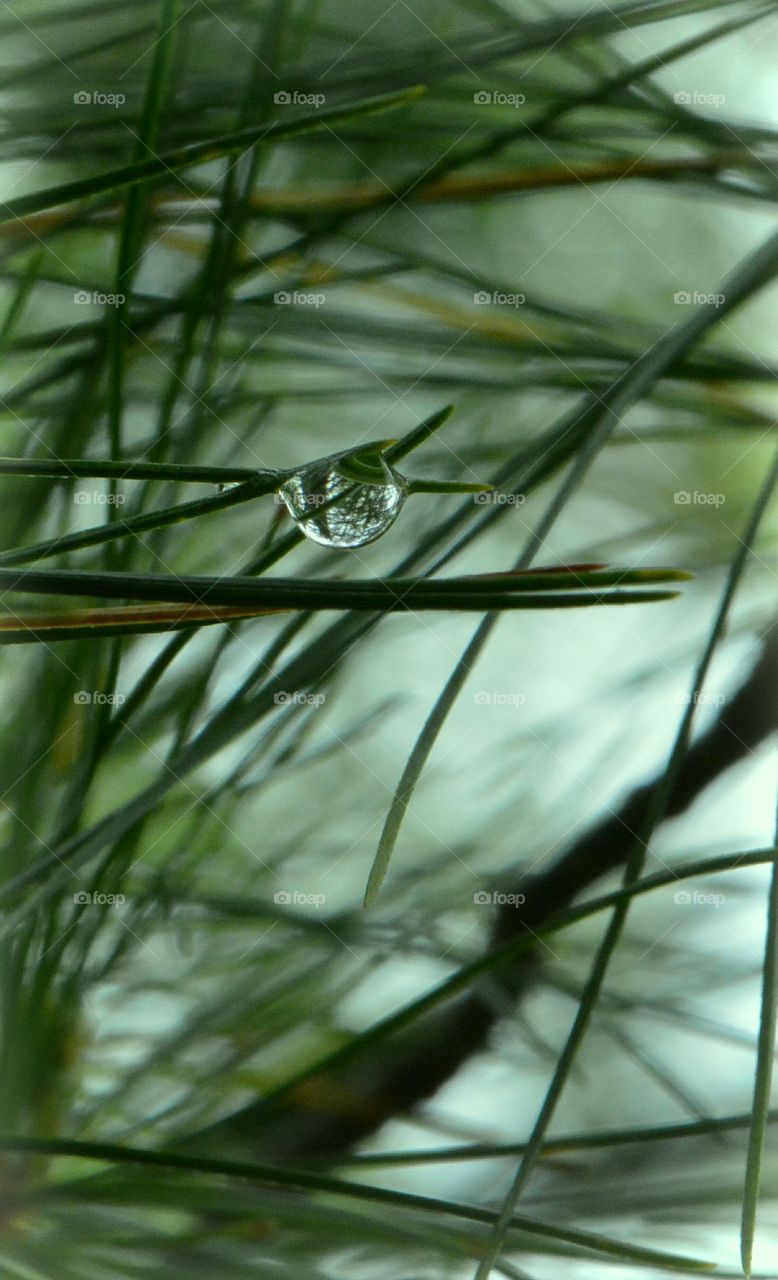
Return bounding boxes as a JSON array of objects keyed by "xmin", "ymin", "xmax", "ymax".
[
  {"xmin": 215, "ymin": 481, "xmax": 242, "ymax": 493},
  {"xmin": 278, "ymin": 450, "xmax": 407, "ymax": 548}
]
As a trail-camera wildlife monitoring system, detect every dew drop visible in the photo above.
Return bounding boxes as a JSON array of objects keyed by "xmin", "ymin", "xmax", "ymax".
[{"xmin": 278, "ymin": 450, "xmax": 407, "ymax": 548}]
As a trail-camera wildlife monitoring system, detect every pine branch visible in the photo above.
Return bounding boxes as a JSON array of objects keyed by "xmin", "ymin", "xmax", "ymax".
[{"xmin": 185, "ymin": 623, "xmax": 777, "ymax": 1162}]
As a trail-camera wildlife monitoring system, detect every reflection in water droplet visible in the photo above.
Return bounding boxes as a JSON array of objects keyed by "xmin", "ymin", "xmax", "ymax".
[{"xmin": 278, "ymin": 452, "xmax": 407, "ymax": 548}]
